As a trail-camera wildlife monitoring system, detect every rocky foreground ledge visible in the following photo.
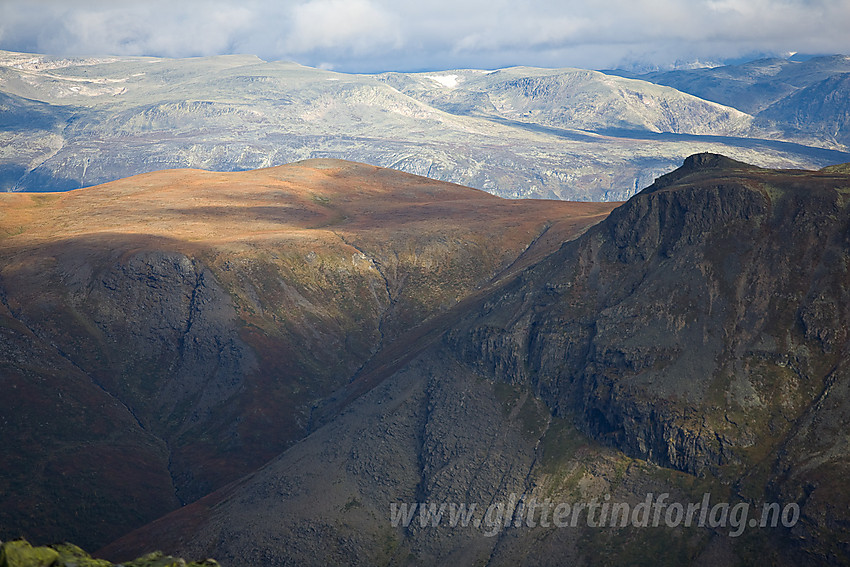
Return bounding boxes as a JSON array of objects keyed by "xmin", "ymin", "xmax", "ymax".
[{"xmin": 0, "ymin": 539, "xmax": 218, "ymax": 567}]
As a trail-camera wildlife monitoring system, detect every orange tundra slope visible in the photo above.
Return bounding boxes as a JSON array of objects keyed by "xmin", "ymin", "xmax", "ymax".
[{"xmin": 0, "ymin": 159, "xmax": 618, "ymax": 550}]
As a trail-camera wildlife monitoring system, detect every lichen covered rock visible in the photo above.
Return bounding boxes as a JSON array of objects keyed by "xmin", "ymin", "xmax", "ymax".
[{"xmin": 0, "ymin": 540, "xmax": 217, "ymax": 567}]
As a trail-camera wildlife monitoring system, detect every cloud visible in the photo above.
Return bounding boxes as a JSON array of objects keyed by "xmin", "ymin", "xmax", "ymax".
[
  {"xmin": 284, "ymin": 0, "xmax": 402, "ymax": 54},
  {"xmin": 0, "ymin": 1, "xmax": 259, "ymax": 58},
  {"xmin": 0, "ymin": 0, "xmax": 849, "ymax": 71}
]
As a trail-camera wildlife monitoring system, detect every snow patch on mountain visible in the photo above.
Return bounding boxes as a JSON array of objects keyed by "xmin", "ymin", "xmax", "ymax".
[{"xmin": 424, "ymin": 74, "xmax": 460, "ymax": 88}]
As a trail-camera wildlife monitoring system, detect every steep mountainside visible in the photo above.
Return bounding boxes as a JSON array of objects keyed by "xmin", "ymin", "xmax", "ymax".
[
  {"xmin": 757, "ymin": 73, "xmax": 850, "ymax": 147},
  {"xmin": 0, "ymin": 160, "xmax": 616, "ymax": 550},
  {"xmin": 102, "ymin": 155, "xmax": 850, "ymax": 566},
  {"xmin": 2, "ymin": 50, "xmax": 848, "ymax": 200},
  {"xmin": 611, "ymin": 55, "xmax": 850, "ymax": 114},
  {"xmin": 612, "ymin": 55, "xmax": 850, "ymax": 151}
]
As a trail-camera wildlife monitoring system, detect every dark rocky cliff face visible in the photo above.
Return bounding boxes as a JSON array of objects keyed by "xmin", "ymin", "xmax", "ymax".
[{"xmin": 446, "ymin": 153, "xmax": 850, "ymax": 560}]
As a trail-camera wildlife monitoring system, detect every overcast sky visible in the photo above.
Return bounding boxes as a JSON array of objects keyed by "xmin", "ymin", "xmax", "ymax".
[{"xmin": 1, "ymin": 0, "xmax": 849, "ymax": 72}]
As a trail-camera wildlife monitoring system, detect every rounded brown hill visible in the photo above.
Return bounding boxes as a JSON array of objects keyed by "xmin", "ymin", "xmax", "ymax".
[
  {"xmin": 1, "ymin": 158, "xmax": 612, "ymax": 244},
  {"xmin": 0, "ymin": 159, "xmax": 617, "ymax": 550}
]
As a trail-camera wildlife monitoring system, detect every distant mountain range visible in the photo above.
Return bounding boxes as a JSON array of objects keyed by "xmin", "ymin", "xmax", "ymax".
[{"xmin": 2, "ymin": 51, "xmax": 850, "ymax": 199}]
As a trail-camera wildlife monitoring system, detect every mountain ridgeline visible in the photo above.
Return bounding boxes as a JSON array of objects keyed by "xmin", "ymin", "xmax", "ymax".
[{"xmin": 86, "ymin": 155, "xmax": 850, "ymax": 566}]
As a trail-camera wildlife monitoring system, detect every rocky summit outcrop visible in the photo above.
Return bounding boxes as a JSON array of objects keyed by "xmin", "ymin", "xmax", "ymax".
[{"xmin": 100, "ymin": 155, "xmax": 850, "ymax": 566}]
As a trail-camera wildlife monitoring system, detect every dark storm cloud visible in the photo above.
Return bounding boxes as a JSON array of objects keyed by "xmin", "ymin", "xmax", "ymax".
[{"xmin": 1, "ymin": 0, "xmax": 849, "ymax": 71}]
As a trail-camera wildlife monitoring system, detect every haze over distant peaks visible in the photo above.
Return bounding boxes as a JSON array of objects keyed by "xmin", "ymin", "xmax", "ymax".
[{"xmin": 2, "ymin": 50, "xmax": 849, "ymax": 199}]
